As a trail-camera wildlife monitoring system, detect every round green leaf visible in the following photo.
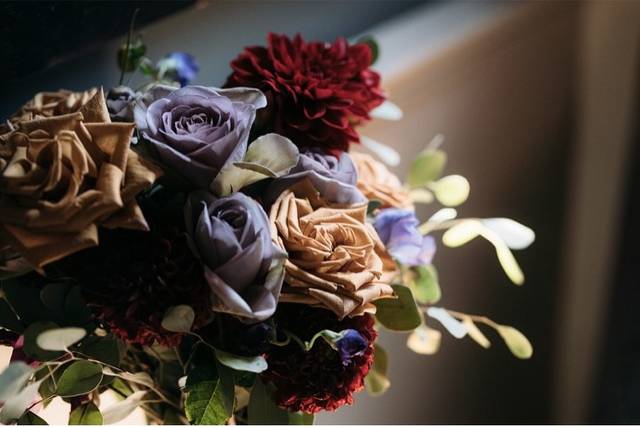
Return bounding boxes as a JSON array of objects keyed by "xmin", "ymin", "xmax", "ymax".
[
  {"xmin": 408, "ymin": 149, "xmax": 446, "ymax": 188},
  {"xmin": 37, "ymin": 327, "xmax": 86, "ymax": 351},
  {"xmin": 413, "ymin": 265, "xmax": 441, "ymax": 304},
  {"xmin": 23, "ymin": 322, "xmax": 64, "ymax": 361},
  {"xmin": 430, "ymin": 174, "xmax": 470, "ymax": 206},
  {"xmin": 161, "ymin": 305, "xmax": 195, "ymax": 333},
  {"xmin": 364, "ymin": 344, "xmax": 390, "ymax": 396},
  {"xmin": 407, "ymin": 325, "xmax": 441, "ymax": 355},
  {"xmin": 373, "ymin": 285, "xmax": 421, "ymax": 331},
  {"xmin": 56, "ymin": 361, "xmax": 103, "ymax": 397},
  {"xmin": 215, "ymin": 349, "xmax": 268, "ymax": 373},
  {"xmin": 496, "ymin": 325, "xmax": 533, "ymax": 359}
]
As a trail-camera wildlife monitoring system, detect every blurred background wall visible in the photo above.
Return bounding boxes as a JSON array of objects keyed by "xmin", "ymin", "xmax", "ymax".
[{"xmin": 2, "ymin": 0, "xmax": 640, "ymax": 424}]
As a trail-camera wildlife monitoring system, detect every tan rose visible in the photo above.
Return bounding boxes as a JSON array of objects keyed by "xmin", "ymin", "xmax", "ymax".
[
  {"xmin": 0, "ymin": 89, "xmax": 161, "ymax": 269},
  {"xmin": 350, "ymin": 151, "xmax": 413, "ymax": 210},
  {"xmin": 269, "ymin": 179, "xmax": 395, "ymax": 319}
]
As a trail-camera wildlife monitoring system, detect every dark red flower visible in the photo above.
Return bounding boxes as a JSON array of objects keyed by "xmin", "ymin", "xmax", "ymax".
[
  {"xmin": 261, "ymin": 304, "xmax": 377, "ymax": 413},
  {"xmin": 59, "ymin": 227, "xmax": 212, "ymax": 347},
  {"xmin": 225, "ymin": 33, "xmax": 385, "ymax": 153}
]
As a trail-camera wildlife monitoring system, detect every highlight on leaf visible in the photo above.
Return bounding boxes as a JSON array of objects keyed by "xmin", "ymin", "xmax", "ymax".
[{"xmin": 407, "ymin": 325, "xmax": 442, "ymax": 355}]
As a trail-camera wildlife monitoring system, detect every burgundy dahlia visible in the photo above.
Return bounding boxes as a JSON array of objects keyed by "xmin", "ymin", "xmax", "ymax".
[
  {"xmin": 225, "ymin": 33, "xmax": 385, "ymax": 153},
  {"xmin": 58, "ymin": 228, "xmax": 212, "ymax": 346},
  {"xmin": 261, "ymin": 304, "xmax": 377, "ymax": 413}
]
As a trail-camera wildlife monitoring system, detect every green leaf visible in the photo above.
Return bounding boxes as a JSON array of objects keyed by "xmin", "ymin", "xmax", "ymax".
[
  {"xmin": 23, "ymin": 322, "xmax": 64, "ymax": 361},
  {"xmin": 78, "ymin": 337, "xmax": 122, "ymax": 368},
  {"xmin": 138, "ymin": 57, "xmax": 157, "ymax": 77},
  {"xmin": 18, "ymin": 411, "xmax": 48, "ymax": 425},
  {"xmin": 407, "ymin": 149, "xmax": 446, "ymax": 189},
  {"xmin": 117, "ymin": 38, "xmax": 146, "ymax": 72},
  {"xmin": 212, "ymin": 133, "xmax": 299, "ymax": 196},
  {"xmin": 412, "ymin": 265, "xmax": 441, "ymax": 304},
  {"xmin": 357, "ymin": 35, "xmax": 379, "ymax": 65},
  {"xmin": 248, "ymin": 377, "xmax": 289, "ymax": 425},
  {"xmin": 56, "ymin": 361, "xmax": 103, "ymax": 397},
  {"xmin": 496, "ymin": 325, "xmax": 533, "ymax": 359},
  {"xmin": 63, "ymin": 286, "xmax": 93, "ymax": 327},
  {"xmin": 69, "ymin": 402, "xmax": 103, "ymax": 425},
  {"xmin": 185, "ymin": 364, "xmax": 235, "ymax": 424},
  {"xmin": 40, "ymin": 282, "xmax": 71, "ymax": 313},
  {"xmin": 364, "ymin": 344, "xmax": 390, "ymax": 396},
  {"xmin": 215, "ymin": 349, "xmax": 268, "ymax": 373},
  {"xmin": 407, "ymin": 325, "xmax": 442, "ymax": 355},
  {"xmin": 161, "ymin": 305, "xmax": 195, "ymax": 333},
  {"xmin": 37, "ymin": 327, "xmax": 86, "ymax": 351},
  {"xmin": 0, "ymin": 362, "xmax": 34, "ymax": 402},
  {"xmin": 101, "ymin": 390, "xmax": 147, "ymax": 424},
  {"xmin": 373, "ymin": 285, "xmax": 422, "ymax": 331},
  {"xmin": 428, "ymin": 174, "xmax": 470, "ymax": 207},
  {"xmin": 289, "ymin": 412, "xmax": 315, "ymax": 425}
]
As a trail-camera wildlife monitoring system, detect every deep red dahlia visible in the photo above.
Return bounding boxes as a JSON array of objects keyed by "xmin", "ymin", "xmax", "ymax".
[
  {"xmin": 57, "ymin": 228, "xmax": 212, "ymax": 347},
  {"xmin": 262, "ymin": 304, "xmax": 377, "ymax": 413},
  {"xmin": 225, "ymin": 33, "xmax": 385, "ymax": 153}
]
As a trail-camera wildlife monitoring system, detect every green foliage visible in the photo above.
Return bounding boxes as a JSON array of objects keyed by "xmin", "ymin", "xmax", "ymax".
[
  {"xmin": 412, "ymin": 265, "xmax": 441, "ymax": 305},
  {"xmin": 289, "ymin": 412, "xmax": 315, "ymax": 425},
  {"xmin": 36, "ymin": 327, "xmax": 86, "ymax": 351},
  {"xmin": 185, "ymin": 363, "xmax": 235, "ymax": 424},
  {"xmin": 248, "ymin": 377, "xmax": 289, "ymax": 425},
  {"xmin": 117, "ymin": 38, "xmax": 146, "ymax": 72},
  {"xmin": 373, "ymin": 285, "xmax": 422, "ymax": 331},
  {"xmin": 161, "ymin": 305, "xmax": 195, "ymax": 333},
  {"xmin": 364, "ymin": 344, "xmax": 390, "ymax": 396},
  {"xmin": 214, "ymin": 349, "xmax": 268, "ymax": 374},
  {"xmin": 18, "ymin": 411, "xmax": 48, "ymax": 425},
  {"xmin": 23, "ymin": 322, "xmax": 64, "ymax": 361},
  {"xmin": 496, "ymin": 325, "xmax": 533, "ymax": 359},
  {"xmin": 77, "ymin": 337, "xmax": 123, "ymax": 368},
  {"xmin": 56, "ymin": 361, "xmax": 103, "ymax": 397},
  {"xmin": 69, "ymin": 402, "xmax": 103, "ymax": 425},
  {"xmin": 407, "ymin": 148, "xmax": 446, "ymax": 189}
]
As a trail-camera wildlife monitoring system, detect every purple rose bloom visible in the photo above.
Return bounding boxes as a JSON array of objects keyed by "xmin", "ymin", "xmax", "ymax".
[
  {"xmin": 184, "ymin": 191, "xmax": 284, "ymax": 322},
  {"xmin": 374, "ymin": 208, "xmax": 436, "ymax": 266},
  {"xmin": 134, "ymin": 85, "xmax": 266, "ymax": 189},
  {"xmin": 265, "ymin": 148, "xmax": 365, "ymax": 205},
  {"xmin": 336, "ymin": 329, "xmax": 367, "ymax": 366},
  {"xmin": 158, "ymin": 52, "xmax": 199, "ymax": 87}
]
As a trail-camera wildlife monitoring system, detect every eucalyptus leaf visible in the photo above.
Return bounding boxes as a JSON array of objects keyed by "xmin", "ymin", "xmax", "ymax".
[
  {"xmin": 79, "ymin": 338, "xmax": 122, "ymax": 367},
  {"xmin": 412, "ymin": 265, "xmax": 441, "ymax": 305},
  {"xmin": 289, "ymin": 411, "xmax": 315, "ymax": 425},
  {"xmin": 407, "ymin": 325, "xmax": 442, "ymax": 355},
  {"xmin": 409, "ymin": 188, "xmax": 434, "ymax": 204},
  {"xmin": 248, "ymin": 377, "xmax": 289, "ymax": 425},
  {"xmin": 0, "ymin": 362, "xmax": 34, "ymax": 402},
  {"xmin": 407, "ymin": 148, "xmax": 446, "ymax": 188},
  {"xmin": 56, "ymin": 361, "xmax": 103, "ymax": 397},
  {"xmin": 373, "ymin": 285, "xmax": 421, "ymax": 331},
  {"xmin": 36, "ymin": 327, "xmax": 86, "ymax": 351},
  {"xmin": 214, "ymin": 349, "xmax": 268, "ymax": 374},
  {"xmin": 101, "ymin": 390, "xmax": 147, "ymax": 424},
  {"xmin": 17, "ymin": 411, "xmax": 48, "ymax": 425},
  {"xmin": 496, "ymin": 325, "xmax": 533, "ymax": 359},
  {"xmin": 39, "ymin": 282, "xmax": 70, "ymax": 312},
  {"xmin": 364, "ymin": 344, "xmax": 390, "ymax": 396},
  {"xmin": 429, "ymin": 175, "xmax": 470, "ymax": 206},
  {"xmin": 69, "ymin": 402, "xmax": 103, "ymax": 425},
  {"xmin": 161, "ymin": 305, "xmax": 195, "ymax": 333},
  {"xmin": 0, "ymin": 382, "xmax": 41, "ymax": 424},
  {"xmin": 481, "ymin": 218, "xmax": 535, "ymax": 250},
  {"xmin": 23, "ymin": 322, "xmax": 64, "ymax": 361},
  {"xmin": 185, "ymin": 364, "xmax": 234, "ymax": 424},
  {"xmin": 462, "ymin": 318, "xmax": 491, "ymax": 349},
  {"xmin": 426, "ymin": 307, "xmax": 468, "ymax": 339}
]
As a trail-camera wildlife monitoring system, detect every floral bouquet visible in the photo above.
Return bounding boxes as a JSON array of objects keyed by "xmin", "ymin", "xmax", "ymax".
[{"xmin": 0, "ymin": 31, "xmax": 534, "ymax": 425}]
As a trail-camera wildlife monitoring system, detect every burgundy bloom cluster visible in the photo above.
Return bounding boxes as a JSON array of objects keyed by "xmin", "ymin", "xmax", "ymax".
[
  {"xmin": 262, "ymin": 304, "xmax": 376, "ymax": 413},
  {"xmin": 226, "ymin": 33, "xmax": 385, "ymax": 153}
]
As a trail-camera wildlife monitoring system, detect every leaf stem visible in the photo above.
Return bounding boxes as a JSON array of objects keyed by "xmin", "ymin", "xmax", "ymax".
[{"xmin": 119, "ymin": 8, "xmax": 140, "ymax": 86}]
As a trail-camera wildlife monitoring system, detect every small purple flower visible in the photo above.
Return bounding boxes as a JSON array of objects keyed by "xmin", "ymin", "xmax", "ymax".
[
  {"xmin": 336, "ymin": 329, "xmax": 367, "ymax": 366},
  {"xmin": 158, "ymin": 52, "xmax": 199, "ymax": 87},
  {"xmin": 374, "ymin": 208, "xmax": 436, "ymax": 266},
  {"xmin": 134, "ymin": 85, "xmax": 266, "ymax": 189}
]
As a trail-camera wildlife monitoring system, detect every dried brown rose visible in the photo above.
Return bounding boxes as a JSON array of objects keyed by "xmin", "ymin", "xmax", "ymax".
[
  {"xmin": 0, "ymin": 89, "xmax": 161, "ymax": 269},
  {"xmin": 350, "ymin": 151, "xmax": 413, "ymax": 210},
  {"xmin": 269, "ymin": 179, "xmax": 395, "ymax": 319}
]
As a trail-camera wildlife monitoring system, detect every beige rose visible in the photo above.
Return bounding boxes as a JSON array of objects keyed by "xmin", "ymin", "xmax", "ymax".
[
  {"xmin": 350, "ymin": 151, "xmax": 413, "ymax": 210},
  {"xmin": 269, "ymin": 179, "xmax": 395, "ymax": 319},
  {"xmin": 0, "ymin": 89, "xmax": 161, "ymax": 269}
]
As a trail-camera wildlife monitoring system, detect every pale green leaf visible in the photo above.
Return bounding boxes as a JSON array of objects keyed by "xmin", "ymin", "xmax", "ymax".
[
  {"xmin": 407, "ymin": 325, "xmax": 441, "ymax": 355},
  {"xmin": 248, "ymin": 377, "xmax": 289, "ymax": 424},
  {"xmin": 360, "ymin": 136, "xmax": 400, "ymax": 167},
  {"xmin": 429, "ymin": 174, "xmax": 470, "ymax": 206},
  {"xmin": 101, "ymin": 390, "xmax": 147, "ymax": 425},
  {"xmin": 413, "ymin": 265, "xmax": 441, "ymax": 304},
  {"xmin": 407, "ymin": 149, "xmax": 446, "ymax": 188},
  {"xmin": 373, "ymin": 285, "xmax": 421, "ymax": 331},
  {"xmin": 426, "ymin": 307, "xmax": 468, "ymax": 339},
  {"xmin": 214, "ymin": 349, "xmax": 268, "ymax": 374},
  {"xmin": 461, "ymin": 318, "xmax": 491, "ymax": 349},
  {"xmin": 409, "ymin": 188, "xmax": 434, "ymax": 204},
  {"xmin": 36, "ymin": 327, "xmax": 86, "ymax": 351},
  {"xmin": 364, "ymin": 344, "xmax": 390, "ymax": 396},
  {"xmin": 496, "ymin": 325, "xmax": 533, "ymax": 359},
  {"xmin": 481, "ymin": 218, "xmax": 535, "ymax": 250},
  {"xmin": 369, "ymin": 100, "xmax": 403, "ymax": 121},
  {"xmin": 289, "ymin": 411, "xmax": 315, "ymax": 425},
  {"xmin": 69, "ymin": 402, "xmax": 103, "ymax": 425},
  {"xmin": 161, "ymin": 305, "xmax": 195, "ymax": 333},
  {"xmin": 442, "ymin": 220, "xmax": 483, "ymax": 247}
]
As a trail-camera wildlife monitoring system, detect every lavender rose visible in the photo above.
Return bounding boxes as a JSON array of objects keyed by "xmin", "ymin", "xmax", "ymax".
[
  {"xmin": 134, "ymin": 85, "xmax": 266, "ymax": 189},
  {"xmin": 374, "ymin": 208, "xmax": 436, "ymax": 266},
  {"xmin": 265, "ymin": 148, "xmax": 366, "ymax": 205},
  {"xmin": 184, "ymin": 191, "xmax": 284, "ymax": 322}
]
